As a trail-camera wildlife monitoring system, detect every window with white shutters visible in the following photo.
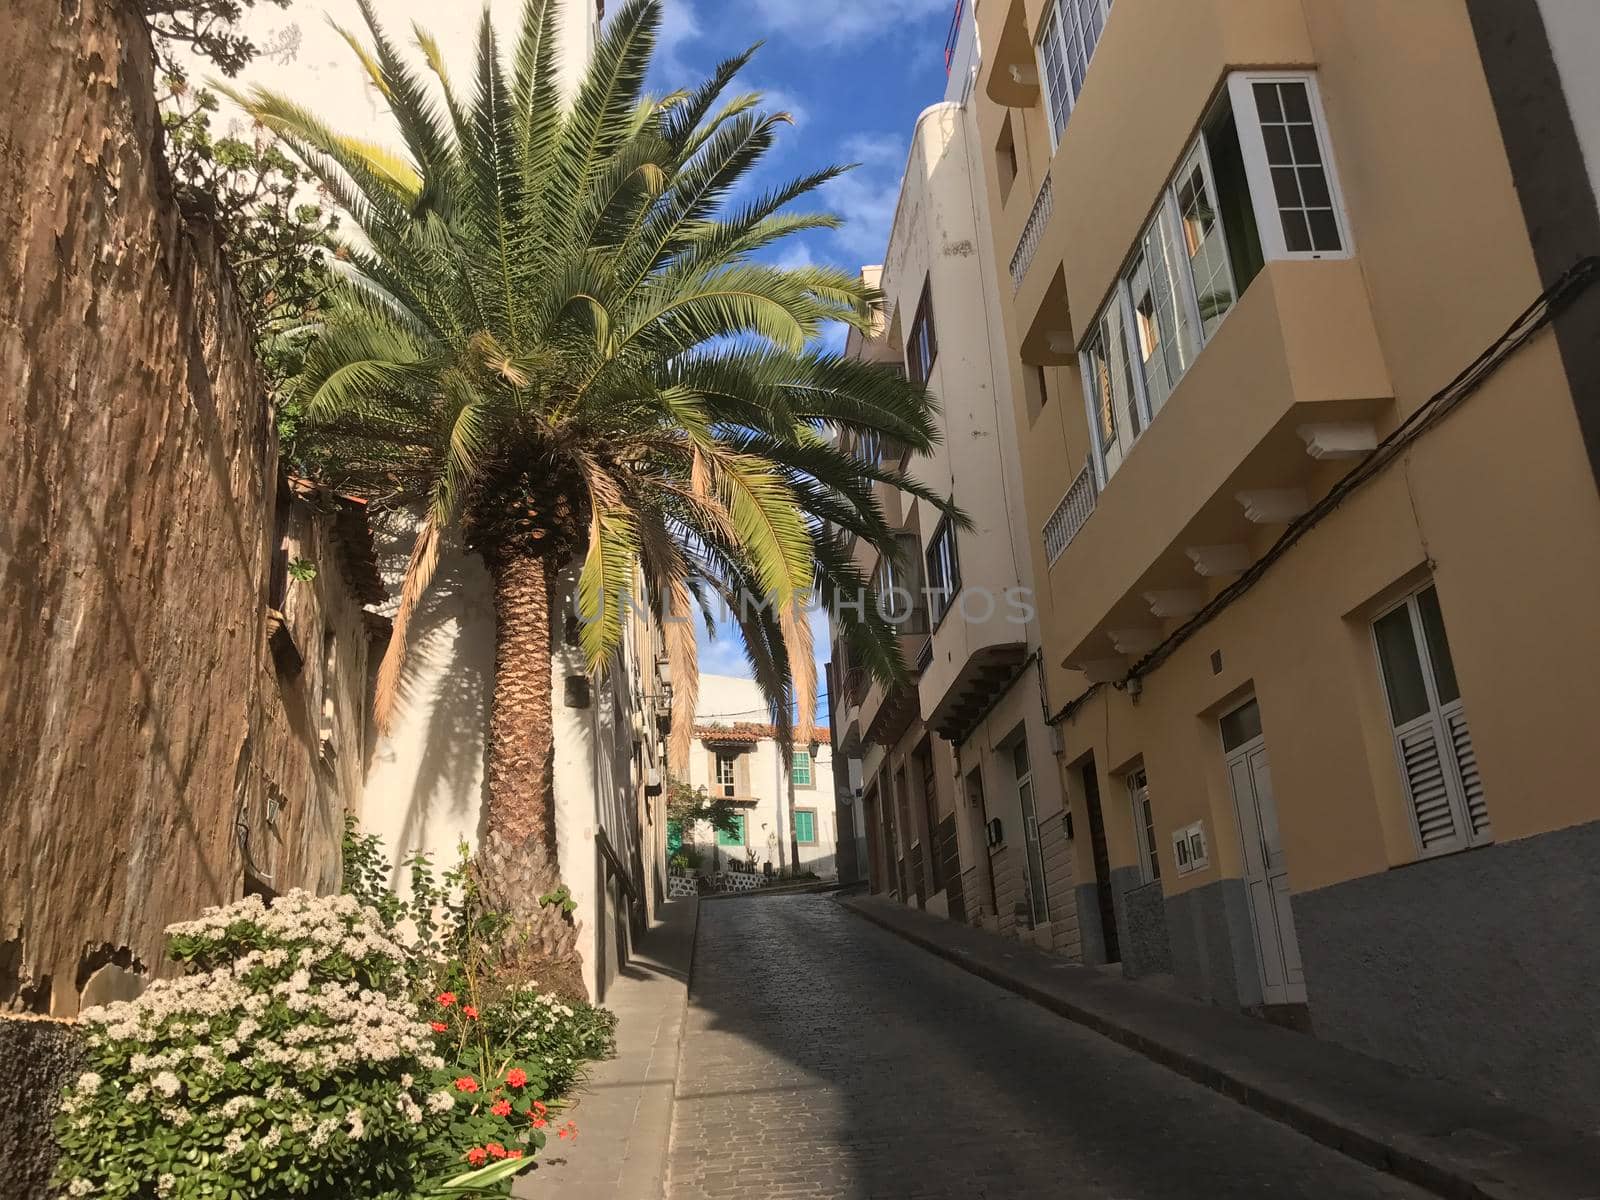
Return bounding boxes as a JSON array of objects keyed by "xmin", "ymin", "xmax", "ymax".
[{"xmin": 1372, "ymin": 585, "xmax": 1491, "ymax": 856}]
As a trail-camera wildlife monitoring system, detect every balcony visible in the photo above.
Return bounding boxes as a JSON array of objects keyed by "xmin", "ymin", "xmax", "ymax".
[
  {"xmin": 1009, "ymin": 176, "xmax": 1053, "ymax": 295},
  {"xmin": 1011, "ymin": 0, "xmax": 1316, "ymax": 359},
  {"xmin": 1049, "ymin": 259, "xmax": 1394, "ymax": 672},
  {"xmin": 978, "ymin": 0, "xmax": 1041, "ymax": 107},
  {"xmin": 839, "ymin": 666, "xmax": 867, "ymax": 755}
]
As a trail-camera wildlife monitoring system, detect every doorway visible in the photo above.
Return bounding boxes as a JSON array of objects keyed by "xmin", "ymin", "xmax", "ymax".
[
  {"xmin": 1221, "ymin": 698, "xmax": 1306, "ymax": 1005},
  {"xmin": 1080, "ymin": 760, "xmax": 1120, "ymax": 963}
]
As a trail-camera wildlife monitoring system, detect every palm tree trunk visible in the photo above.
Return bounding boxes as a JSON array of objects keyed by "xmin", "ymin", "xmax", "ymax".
[{"xmin": 478, "ymin": 549, "xmax": 582, "ymax": 992}]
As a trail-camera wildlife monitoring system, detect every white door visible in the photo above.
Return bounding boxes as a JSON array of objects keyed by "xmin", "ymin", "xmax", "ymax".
[{"xmin": 1222, "ymin": 701, "xmax": 1306, "ymax": 1006}]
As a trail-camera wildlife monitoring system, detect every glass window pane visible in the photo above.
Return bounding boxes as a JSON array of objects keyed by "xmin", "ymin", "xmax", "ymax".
[
  {"xmin": 1176, "ymin": 145, "xmax": 1237, "ymax": 339},
  {"xmin": 1308, "ymin": 209, "xmax": 1341, "ymax": 251},
  {"xmin": 1375, "ymin": 605, "xmax": 1431, "ymax": 726},
  {"xmin": 1253, "ymin": 81, "xmax": 1283, "ymax": 121},
  {"xmin": 792, "ymin": 750, "xmax": 813, "ymax": 785},
  {"xmin": 1220, "ymin": 699, "xmax": 1263, "ymax": 751},
  {"xmin": 1289, "ymin": 123, "xmax": 1322, "ymax": 163},
  {"xmin": 1271, "ymin": 166, "xmax": 1302, "ymax": 207},
  {"xmin": 1012, "ymin": 739, "xmax": 1030, "ymax": 779},
  {"xmin": 1298, "ymin": 167, "xmax": 1331, "ymax": 207},
  {"xmin": 1280, "ymin": 81, "xmax": 1312, "ymax": 122},
  {"xmin": 1282, "ymin": 210, "xmax": 1312, "ymax": 251},
  {"xmin": 1416, "ymin": 587, "xmax": 1462, "ymax": 705},
  {"xmin": 1262, "ymin": 123, "xmax": 1291, "ymax": 163}
]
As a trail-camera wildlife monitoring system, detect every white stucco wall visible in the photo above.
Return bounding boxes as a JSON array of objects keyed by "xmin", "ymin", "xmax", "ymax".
[
  {"xmin": 685, "ymin": 675, "xmax": 839, "ymax": 879},
  {"xmin": 183, "ymin": 0, "xmax": 601, "ymax": 124},
  {"xmin": 359, "ymin": 512, "xmax": 495, "ymax": 884}
]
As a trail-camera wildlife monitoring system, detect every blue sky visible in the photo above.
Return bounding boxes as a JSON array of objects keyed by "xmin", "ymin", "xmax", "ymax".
[{"xmin": 646, "ymin": 0, "xmax": 956, "ymax": 716}]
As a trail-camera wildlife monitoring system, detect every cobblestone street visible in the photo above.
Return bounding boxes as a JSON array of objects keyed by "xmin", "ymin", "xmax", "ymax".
[{"xmin": 666, "ymin": 894, "xmax": 1429, "ymax": 1200}]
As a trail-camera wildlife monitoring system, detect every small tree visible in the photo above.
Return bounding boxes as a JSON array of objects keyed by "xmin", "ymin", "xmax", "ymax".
[{"xmin": 666, "ymin": 779, "xmax": 743, "ymax": 841}]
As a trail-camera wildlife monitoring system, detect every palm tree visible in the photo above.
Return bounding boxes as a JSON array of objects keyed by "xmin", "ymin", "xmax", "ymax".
[{"xmin": 236, "ymin": 0, "xmax": 952, "ymax": 972}]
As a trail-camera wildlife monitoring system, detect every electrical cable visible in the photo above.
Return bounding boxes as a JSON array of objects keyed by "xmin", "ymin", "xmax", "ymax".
[{"xmin": 1047, "ymin": 255, "xmax": 1600, "ymax": 725}]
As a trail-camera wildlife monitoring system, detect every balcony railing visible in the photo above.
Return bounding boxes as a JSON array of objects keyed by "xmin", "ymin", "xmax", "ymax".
[
  {"xmin": 1010, "ymin": 175, "xmax": 1054, "ymax": 293},
  {"xmin": 943, "ymin": 0, "xmax": 965, "ymax": 74},
  {"xmin": 1043, "ymin": 463, "xmax": 1098, "ymax": 565},
  {"xmin": 846, "ymin": 667, "xmax": 868, "ymax": 708}
]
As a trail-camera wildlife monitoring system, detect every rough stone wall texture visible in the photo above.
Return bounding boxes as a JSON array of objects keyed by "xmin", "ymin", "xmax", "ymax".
[
  {"xmin": 0, "ymin": 0, "xmax": 367, "ymax": 1016},
  {"xmin": 0, "ymin": 1016, "xmax": 80, "ymax": 1199},
  {"xmin": 1037, "ymin": 810, "xmax": 1081, "ymax": 957},
  {"xmin": 1111, "ymin": 870, "xmax": 1172, "ymax": 980},
  {"xmin": 1163, "ymin": 878, "xmax": 1262, "ymax": 1010},
  {"xmin": 1295, "ymin": 818, "xmax": 1600, "ymax": 1130}
]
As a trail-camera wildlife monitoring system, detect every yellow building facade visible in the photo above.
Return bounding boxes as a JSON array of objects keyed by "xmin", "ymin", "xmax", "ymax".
[{"xmin": 966, "ymin": 0, "xmax": 1600, "ymax": 1121}]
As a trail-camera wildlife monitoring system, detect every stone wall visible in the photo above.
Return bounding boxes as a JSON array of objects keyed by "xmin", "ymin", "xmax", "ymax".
[
  {"xmin": 0, "ymin": 0, "xmax": 371, "ymax": 1017},
  {"xmin": 1294, "ymin": 818, "xmax": 1600, "ymax": 1130},
  {"xmin": 0, "ymin": 1017, "xmax": 80, "ymax": 1197}
]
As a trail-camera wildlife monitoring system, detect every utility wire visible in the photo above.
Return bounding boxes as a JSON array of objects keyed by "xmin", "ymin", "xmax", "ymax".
[{"xmin": 1048, "ymin": 255, "xmax": 1600, "ymax": 724}]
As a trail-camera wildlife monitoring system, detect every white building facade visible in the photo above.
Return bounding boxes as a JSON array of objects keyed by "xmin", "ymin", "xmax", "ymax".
[{"xmin": 683, "ymin": 675, "xmax": 840, "ymax": 880}]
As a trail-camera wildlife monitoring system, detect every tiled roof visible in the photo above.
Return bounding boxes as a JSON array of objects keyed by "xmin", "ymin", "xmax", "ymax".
[{"xmin": 695, "ymin": 722, "xmax": 831, "ymax": 745}]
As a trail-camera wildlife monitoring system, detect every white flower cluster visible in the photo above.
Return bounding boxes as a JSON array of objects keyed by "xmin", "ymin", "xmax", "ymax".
[{"xmin": 166, "ymin": 890, "xmax": 411, "ymax": 972}]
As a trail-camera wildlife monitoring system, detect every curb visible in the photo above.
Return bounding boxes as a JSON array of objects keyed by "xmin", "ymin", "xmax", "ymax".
[{"xmin": 838, "ymin": 896, "xmax": 1521, "ymax": 1200}]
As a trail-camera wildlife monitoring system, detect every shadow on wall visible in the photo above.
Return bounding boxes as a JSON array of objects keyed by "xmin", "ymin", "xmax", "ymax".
[{"xmin": 361, "ymin": 516, "xmax": 494, "ymax": 889}]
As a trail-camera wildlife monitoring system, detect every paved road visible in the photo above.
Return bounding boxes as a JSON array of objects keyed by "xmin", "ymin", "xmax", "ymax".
[{"xmin": 666, "ymin": 894, "xmax": 1429, "ymax": 1200}]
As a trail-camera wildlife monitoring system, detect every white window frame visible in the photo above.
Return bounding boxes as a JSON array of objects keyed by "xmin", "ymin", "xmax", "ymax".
[
  {"xmin": 1077, "ymin": 71, "xmax": 1349, "ymax": 489},
  {"xmin": 716, "ymin": 752, "xmax": 737, "ymax": 799},
  {"xmin": 1034, "ymin": 0, "xmax": 1114, "ymax": 153},
  {"xmin": 791, "ymin": 748, "xmax": 813, "ymax": 788},
  {"xmin": 1228, "ymin": 72, "xmax": 1354, "ymax": 263},
  {"xmin": 1371, "ymin": 586, "xmax": 1490, "ymax": 859},
  {"xmin": 1127, "ymin": 767, "xmax": 1161, "ymax": 885}
]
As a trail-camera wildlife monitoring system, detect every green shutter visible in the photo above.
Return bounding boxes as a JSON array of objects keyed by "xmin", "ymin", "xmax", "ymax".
[
  {"xmin": 793, "ymin": 810, "xmax": 816, "ymax": 844},
  {"xmin": 792, "ymin": 750, "xmax": 813, "ymax": 786},
  {"xmin": 717, "ymin": 815, "xmax": 745, "ymax": 847}
]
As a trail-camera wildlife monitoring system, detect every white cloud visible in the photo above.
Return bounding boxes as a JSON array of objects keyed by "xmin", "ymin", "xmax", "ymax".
[
  {"xmin": 655, "ymin": 0, "xmax": 704, "ymax": 80},
  {"xmin": 746, "ymin": 0, "xmax": 953, "ymax": 46},
  {"xmin": 821, "ymin": 132, "xmax": 906, "ymax": 262}
]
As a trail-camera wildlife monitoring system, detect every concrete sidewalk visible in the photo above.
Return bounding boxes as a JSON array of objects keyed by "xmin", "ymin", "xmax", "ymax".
[
  {"xmin": 842, "ymin": 893, "xmax": 1600, "ymax": 1200},
  {"xmin": 519, "ymin": 897, "xmax": 698, "ymax": 1200}
]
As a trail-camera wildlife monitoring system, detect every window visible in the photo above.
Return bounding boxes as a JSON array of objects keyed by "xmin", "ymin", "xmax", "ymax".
[
  {"xmin": 907, "ymin": 278, "xmax": 938, "ymax": 385},
  {"xmin": 791, "ymin": 749, "xmax": 813, "ymax": 787},
  {"xmin": 716, "ymin": 753, "xmax": 736, "ymax": 799},
  {"xmin": 875, "ymin": 534, "xmax": 927, "ymax": 633},
  {"xmin": 1014, "ymin": 739, "xmax": 1049, "ymax": 922},
  {"xmin": 1078, "ymin": 72, "xmax": 1343, "ymax": 487},
  {"xmin": 1243, "ymin": 78, "xmax": 1344, "ymax": 255},
  {"xmin": 1082, "ymin": 303, "xmax": 1141, "ymax": 479},
  {"xmin": 1128, "ymin": 767, "xmax": 1160, "ymax": 884},
  {"xmin": 924, "ymin": 516, "xmax": 961, "ymax": 627},
  {"xmin": 793, "ymin": 809, "xmax": 817, "ymax": 845},
  {"xmin": 716, "ymin": 814, "xmax": 746, "ymax": 847},
  {"xmin": 996, "ymin": 115, "xmax": 1020, "ymax": 202},
  {"xmin": 1035, "ymin": 0, "xmax": 1114, "ymax": 149},
  {"xmin": 1372, "ymin": 585, "xmax": 1489, "ymax": 856}
]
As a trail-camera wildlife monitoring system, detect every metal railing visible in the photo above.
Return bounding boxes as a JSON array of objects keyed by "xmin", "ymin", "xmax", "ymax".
[
  {"xmin": 943, "ymin": 0, "xmax": 966, "ymax": 74},
  {"xmin": 1010, "ymin": 175, "xmax": 1054, "ymax": 293},
  {"xmin": 1043, "ymin": 463, "xmax": 1098, "ymax": 565}
]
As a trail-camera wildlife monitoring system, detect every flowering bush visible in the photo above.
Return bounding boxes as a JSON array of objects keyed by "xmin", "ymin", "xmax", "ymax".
[{"xmin": 53, "ymin": 891, "xmax": 531, "ymax": 1199}]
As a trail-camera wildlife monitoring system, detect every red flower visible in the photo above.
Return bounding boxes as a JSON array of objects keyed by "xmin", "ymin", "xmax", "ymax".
[
  {"xmin": 436, "ymin": 992, "xmax": 457, "ymax": 1007},
  {"xmin": 531, "ymin": 1100, "xmax": 548, "ymax": 1116},
  {"xmin": 465, "ymin": 1147, "xmax": 488, "ymax": 1167},
  {"xmin": 462, "ymin": 1004, "xmax": 479, "ymax": 1019},
  {"xmin": 505, "ymin": 1068, "xmax": 528, "ymax": 1089},
  {"xmin": 454, "ymin": 1077, "xmax": 479, "ymax": 1093},
  {"xmin": 532, "ymin": 1117, "xmax": 547, "ymax": 1129},
  {"xmin": 508, "ymin": 1149, "xmax": 524, "ymax": 1160},
  {"xmin": 430, "ymin": 1022, "xmax": 448, "ymax": 1033},
  {"xmin": 491, "ymin": 1099, "xmax": 512, "ymax": 1117},
  {"xmin": 486, "ymin": 1143, "xmax": 507, "ymax": 1159},
  {"xmin": 557, "ymin": 1121, "xmax": 579, "ymax": 1141}
]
